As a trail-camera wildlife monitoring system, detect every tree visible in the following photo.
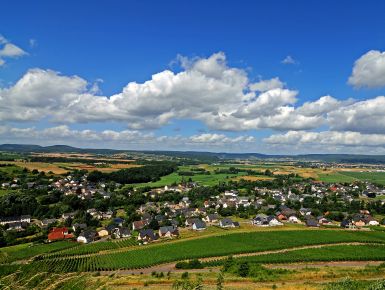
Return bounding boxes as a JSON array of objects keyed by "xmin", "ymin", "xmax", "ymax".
[{"xmin": 238, "ymin": 262, "xmax": 249, "ymax": 277}]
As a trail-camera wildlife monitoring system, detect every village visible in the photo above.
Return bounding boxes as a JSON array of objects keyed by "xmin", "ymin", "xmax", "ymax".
[{"xmin": 2, "ymin": 170, "xmax": 385, "ymax": 246}]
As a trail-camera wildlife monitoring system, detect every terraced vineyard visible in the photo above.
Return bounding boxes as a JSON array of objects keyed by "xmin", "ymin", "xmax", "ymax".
[
  {"xmin": 22, "ymin": 230, "xmax": 385, "ymax": 272},
  {"xmin": 44, "ymin": 238, "xmax": 137, "ymax": 258},
  {"xmin": 204, "ymin": 244, "xmax": 385, "ymax": 266}
]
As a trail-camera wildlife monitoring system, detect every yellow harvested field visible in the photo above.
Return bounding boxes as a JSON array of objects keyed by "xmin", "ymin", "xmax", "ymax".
[
  {"xmin": 232, "ymin": 175, "xmax": 274, "ymax": 181},
  {"xmin": 30, "ymin": 152, "xmax": 135, "ymax": 162},
  {"xmin": 0, "ymin": 161, "xmax": 68, "ymax": 174},
  {"xmin": 66, "ymin": 163, "xmax": 141, "ymax": 173},
  {"xmin": 0, "ymin": 160, "xmax": 141, "ymax": 174}
]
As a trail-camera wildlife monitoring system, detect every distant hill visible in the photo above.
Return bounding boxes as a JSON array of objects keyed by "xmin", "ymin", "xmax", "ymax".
[{"xmin": 1, "ymin": 143, "xmax": 385, "ymax": 164}]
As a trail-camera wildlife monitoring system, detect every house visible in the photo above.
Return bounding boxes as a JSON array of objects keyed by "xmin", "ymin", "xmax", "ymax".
[
  {"xmin": 251, "ymin": 214, "xmax": 268, "ymax": 226},
  {"xmin": 137, "ymin": 229, "xmax": 159, "ymax": 242},
  {"xmin": 306, "ymin": 219, "xmax": 319, "ymax": 227},
  {"xmin": 276, "ymin": 213, "xmax": 287, "ymax": 221},
  {"xmin": 267, "ymin": 216, "xmax": 283, "ymax": 226},
  {"xmin": 20, "ymin": 215, "xmax": 31, "ymax": 223},
  {"xmin": 98, "ymin": 229, "xmax": 109, "ymax": 237},
  {"xmin": 77, "ymin": 230, "xmax": 98, "ymax": 243},
  {"xmin": 40, "ymin": 218, "xmax": 57, "ymax": 228},
  {"xmin": 113, "ymin": 217, "xmax": 124, "ymax": 227},
  {"xmin": 62, "ymin": 212, "xmax": 76, "ymax": 220},
  {"xmin": 353, "ymin": 218, "xmax": 366, "ymax": 227},
  {"xmin": 155, "ymin": 214, "xmax": 166, "ymax": 223},
  {"xmin": 368, "ymin": 220, "xmax": 380, "ymax": 226},
  {"xmin": 72, "ymin": 223, "xmax": 87, "ymax": 232},
  {"xmin": 185, "ymin": 218, "xmax": 199, "ymax": 227},
  {"xmin": 219, "ymin": 218, "xmax": 239, "ymax": 228},
  {"xmin": 112, "ymin": 227, "xmax": 131, "ymax": 239},
  {"xmin": 192, "ymin": 219, "xmax": 206, "ymax": 231},
  {"xmin": 299, "ymin": 208, "xmax": 312, "ymax": 216},
  {"xmin": 1, "ymin": 182, "xmax": 10, "ymax": 188},
  {"xmin": 318, "ymin": 217, "xmax": 332, "ymax": 225},
  {"xmin": 7, "ymin": 222, "xmax": 23, "ymax": 231},
  {"xmin": 204, "ymin": 214, "xmax": 219, "ymax": 223},
  {"xmin": 340, "ymin": 219, "xmax": 352, "ymax": 228},
  {"xmin": 132, "ymin": 220, "xmax": 148, "ymax": 231},
  {"xmin": 0, "ymin": 215, "xmax": 31, "ymax": 226},
  {"xmin": 159, "ymin": 226, "xmax": 179, "ymax": 238},
  {"xmin": 48, "ymin": 227, "xmax": 74, "ymax": 242},
  {"xmin": 288, "ymin": 216, "xmax": 300, "ymax": 224}
]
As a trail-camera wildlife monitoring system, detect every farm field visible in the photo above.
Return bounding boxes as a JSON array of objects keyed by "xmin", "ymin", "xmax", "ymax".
[
  {"xmin": 0, "ymin": 160, "xmax": 140, "ymax": 174},
  {"xmin": 23, "ymin": 230, "xmax": 385, "ymax": 272}
]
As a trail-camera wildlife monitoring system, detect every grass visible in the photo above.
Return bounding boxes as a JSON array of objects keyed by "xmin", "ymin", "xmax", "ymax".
[{"xmin": 0, "ymin": 241, "xmax": 77, "ymax": 263}]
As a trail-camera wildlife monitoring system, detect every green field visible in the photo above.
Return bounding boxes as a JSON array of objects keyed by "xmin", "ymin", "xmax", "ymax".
[
  {"xmin": 23, "ymin": 230, "xmax": 385, "ymax": 272},
  {"xmin": 205, "ymin": 244, "xmax": 385, "ymax": 266},
  {"xmin": 318, "ymin": 172, "xmax": 358, "ymax": 183},
  {"xmin": 342, "ymin": 171, "xmax": 385, "ymax": 185},
  {"xmin": 132, "ymin": 171, "xmax": 247, "ymax": 188},
  {"xmin": 319, "ymin": 170, "xmax": 385, "ymax": 185}
]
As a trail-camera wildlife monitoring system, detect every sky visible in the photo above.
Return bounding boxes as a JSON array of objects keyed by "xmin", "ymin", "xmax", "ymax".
[{"xmin": 1, "ymin": 0, "xmax": 385, "ymax": 154}]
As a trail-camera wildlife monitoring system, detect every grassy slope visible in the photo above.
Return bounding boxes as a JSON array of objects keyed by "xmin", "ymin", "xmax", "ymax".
[{"xmin": 0, "ymin": 241, "xmax": 77, "ymax": 263}]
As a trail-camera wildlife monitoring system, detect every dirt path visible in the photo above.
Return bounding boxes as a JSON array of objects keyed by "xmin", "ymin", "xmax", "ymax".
[
  {"xmin": 265, "ymin": 260, "xmax": 383, "ymax": 269},
  {"xmin": 101, "ymin": 242, "xmax": 379, "ymax": 275}
]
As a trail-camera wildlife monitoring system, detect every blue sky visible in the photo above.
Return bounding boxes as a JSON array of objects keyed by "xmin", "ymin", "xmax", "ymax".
[{"xmin": 1, "ymin": 1, "xmax": 385, "ymax": 153}]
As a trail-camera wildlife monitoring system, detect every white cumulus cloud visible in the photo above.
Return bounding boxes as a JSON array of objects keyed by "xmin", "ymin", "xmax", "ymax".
[{"xmin": 348, "ymin": 50, "xmax": 385, "ymax": 88}]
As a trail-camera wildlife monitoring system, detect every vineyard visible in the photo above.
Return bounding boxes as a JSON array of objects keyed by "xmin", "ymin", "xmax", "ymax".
[
  {"xmin": 203, "ymin": 244, "xmax": 385, "ymax": 266},
  {"xmin": 43, "ymin": 238, "xmax": 137, "ymax": 258},
  {"xmin": 14, "ymin": 230, "xmax": 385, "ymax": 272}
]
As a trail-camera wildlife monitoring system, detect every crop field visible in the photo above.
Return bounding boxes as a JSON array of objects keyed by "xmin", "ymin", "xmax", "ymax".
[
  {"xmin": 204, "ymin": 244, "xmax": 385, "ymax": 266},
  {"xmin": 23, "ymin": 230, "xmax": 385, "ymax": 272}
]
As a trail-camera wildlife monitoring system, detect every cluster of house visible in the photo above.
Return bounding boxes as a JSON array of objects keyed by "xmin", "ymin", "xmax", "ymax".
[
  {"xmin": 0, "ymin": 215, "xmax": 31, "ymax": 231},
  {"xmin": 340, "ymin": 211, "xmax": 380, "ymax": 229},
  {"xmin": 52, "ymin": 175, "xmax": 111, "ymax": 199}
]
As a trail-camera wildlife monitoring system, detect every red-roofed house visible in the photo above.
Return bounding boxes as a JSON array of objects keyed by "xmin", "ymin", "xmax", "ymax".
[{"xmin": 48, "ymin": 227, "xmax": 74, "ymax": 242}]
